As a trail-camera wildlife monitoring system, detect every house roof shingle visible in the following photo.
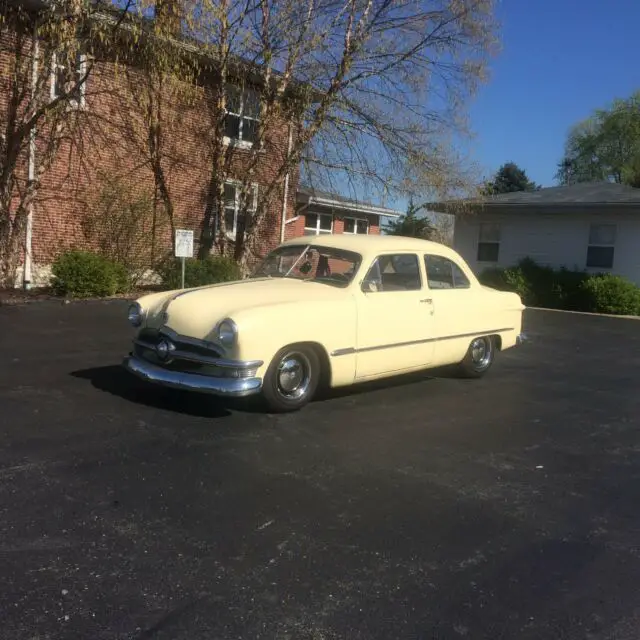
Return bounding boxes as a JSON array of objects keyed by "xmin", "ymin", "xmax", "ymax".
[{"xmin": 429, "ymin": 181, "xmax": 640, "ymax": 213}]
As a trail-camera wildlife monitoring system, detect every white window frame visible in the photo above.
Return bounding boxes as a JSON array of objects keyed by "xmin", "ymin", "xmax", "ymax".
[
  {"xmin": 50, "ymin": 50, "xmax": 87, "ymax": 109},
  {"xmin": 223, "ymin": 84, "xmax": 260, "ymax": 149},
  {"xmin": 343, "ymin": 217, "xmax": 369, "ymax": 235},
  {"xmin": 223, "ymin": 180, "xmax": 258, "ymax": 239},
  {"xmin": 477, "ymin": 222, "xmax": 501, "ymax": 262},
  {"xmin": 586, "ymin": 223, "xmax": 616, "ymax": 269},
  {"xmin": 304, "ymin": 212, "xmax": 333, "ymax": 235}
]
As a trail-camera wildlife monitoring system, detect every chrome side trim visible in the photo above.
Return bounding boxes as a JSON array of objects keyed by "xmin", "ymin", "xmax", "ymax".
[
  {"xmin": 330, "ymin": 327, "xmax": 515, "ymax": 357},
  {"xmin": 122, "ymin": 355, "xmax": 263, "ymax": 397}
]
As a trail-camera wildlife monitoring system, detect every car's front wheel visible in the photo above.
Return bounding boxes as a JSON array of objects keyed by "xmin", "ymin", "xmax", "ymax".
[
  {"xmin": 457, "ymin": 335, "xmax": 495, "ymax": 378},
  {"xmin": 262, "ymin": 344, "xmax": 320, "ymax": 412}
]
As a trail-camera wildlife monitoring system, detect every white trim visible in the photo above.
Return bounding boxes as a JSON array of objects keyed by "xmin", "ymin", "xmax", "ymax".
[
  {"xmin": 224, "ymin": 83, "xmax": 260, "ymax": 146},
  {"xmin": 304, "ymin": 212, "xmax": 333, "ymax": 235},
  {"xmin": 223, "ymin": 180, "xmax": 258, "ymax": 239},
  {"xmin": 50, "ymin": 50, "xmax": 87, "ymax": 109},
  {"xmin": 306, "ymin": 195, "xmax": 401, "ymax": 218},
  {"xmin": 586, "ymin": 222, "xmax": 616, "ymax": 269},
  {"xmin": 343, "ymin": 216, "xmax": 370, "ymax": 235}
]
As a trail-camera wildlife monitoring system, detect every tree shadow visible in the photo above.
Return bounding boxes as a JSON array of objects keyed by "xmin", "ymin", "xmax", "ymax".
[{"xmin": 69, "ymin": 365, "xmax": 254, "ymax": 418}]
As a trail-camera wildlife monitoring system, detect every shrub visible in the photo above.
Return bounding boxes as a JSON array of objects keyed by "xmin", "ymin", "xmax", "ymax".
[
  {"xmin": 580, "ymin": 274, "xmax": 640, "ymax": 315},
  {"xmin": 51, "ymin": 250, "xmax": 129, "ymax": 298},
  {"xmin": 159, "ymin": 255, "xmax": 242, "ymax": 289},
  {"xmin": 480, "ymin": 265, "xmax": 532, "ymax": 304},
  {"xmin": 81, "ymin": 173, "xmax": 169, "ymax": 286}
]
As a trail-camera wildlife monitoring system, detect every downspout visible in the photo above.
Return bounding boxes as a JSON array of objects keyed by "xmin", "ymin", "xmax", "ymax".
[
  {"xmin": 24, "ymin": 18, "xmax": 38, "ymax": 290},
  {"xmin": 279, "ymin": 121, "xmax": 294, "ymax": 243}
]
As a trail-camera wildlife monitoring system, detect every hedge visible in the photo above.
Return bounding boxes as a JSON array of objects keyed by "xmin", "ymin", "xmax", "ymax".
[
  {"xmin": 479, "ymin": 258, "xmax": 640, "ymax": 316},
  {"xmin": 51, "ymin": 250, "xmax": 129, "ymax": 298},
  {"xmin": 158, "ymin": 255, "xmax": 242, "ymax": 289}
]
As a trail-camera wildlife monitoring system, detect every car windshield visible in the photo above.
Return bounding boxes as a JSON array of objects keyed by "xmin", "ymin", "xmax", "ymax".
[{"xmin": 251, "ymin": 244, "xmax": 362, "ymax": 287}]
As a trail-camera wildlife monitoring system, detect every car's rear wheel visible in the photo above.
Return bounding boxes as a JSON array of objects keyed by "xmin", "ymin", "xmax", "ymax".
[
  {"xmin": 457, "ymin": 335, "xmax": 495, "ymax": 378},
  {"xmin": 262, "ymin": 345, "xmax": 320, "ymax": 412}
]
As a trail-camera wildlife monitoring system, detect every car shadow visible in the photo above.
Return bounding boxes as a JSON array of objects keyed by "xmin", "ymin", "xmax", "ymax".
[
  {"xmin": 317, "ymin": 364, "xmax": 459, "ymax": 402},
  {"xmin": 69, "ymin": 365, "xmax": 256, "ymax": 418},
  {"xmin": 71, "ymin": 363, "xmax": 462, "ymax": 417}
]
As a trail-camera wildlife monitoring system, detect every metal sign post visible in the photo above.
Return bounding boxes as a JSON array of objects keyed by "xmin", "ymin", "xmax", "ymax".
[{"xmin": 174, "ymin": 229, "xmax": 194, "ymax": 289}]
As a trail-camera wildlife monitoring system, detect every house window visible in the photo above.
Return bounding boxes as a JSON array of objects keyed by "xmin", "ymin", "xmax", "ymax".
[
  {"xmin": 224, "ymin": 84, "xmax": 260, "ymax": 146},
  {"xmin": 587, "ymin": 223, "xmax": 616, "ymax": 268},
  {"xmin": 223, "ymin": 181, "xmax": 258, "ymax": 237},
  {"xmin": 51, "ymin": 50, "xmax": 87, "ymax": 108},
  {"xmin": 424, "ymin": 255, "xmax": 470, "ymax": 290},
  {"xmin": 343, "ymin": 217, "xmax": 369, "ymax": 234},
  {"xmin": 477, "ymin": 222, "xmax": 500, "ymax": 262},
  {"xmin": 304, "ymin": 213, "xmax": 333, "ymax": 235}
]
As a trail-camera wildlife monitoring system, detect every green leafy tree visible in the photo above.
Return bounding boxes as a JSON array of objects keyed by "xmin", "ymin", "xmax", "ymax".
[
  {"xmin": 556, "ymin": 91, "xmax": 640, "ymax": 187},
  {"xmin": 384, "ymin": 200, "xmax": 436, "ymax": 239},
  {"xmin": 481, "ymin": 162, "xmax": 540, "ymax": 195}
]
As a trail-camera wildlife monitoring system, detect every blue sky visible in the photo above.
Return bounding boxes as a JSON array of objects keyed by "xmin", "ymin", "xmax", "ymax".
[{"xmin": 466, "ymin": 0, "xmax": 640, "ymax": 188}]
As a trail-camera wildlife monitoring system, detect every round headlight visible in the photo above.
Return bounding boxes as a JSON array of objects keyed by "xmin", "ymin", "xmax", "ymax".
[
  {"xmin": 217, "ymin": 319, "xmax": 237, "ymax": 346},
  {"xmin": 128, "ymin": 302, "xmax": 143, "ymax": 327}
]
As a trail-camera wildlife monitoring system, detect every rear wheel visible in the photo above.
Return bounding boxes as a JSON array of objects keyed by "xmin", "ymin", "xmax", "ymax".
[
  {"xmin": 457, "ymin": 336, "xmax": 495, "ymax": 378},
  {"xmin": 262, "ymin": 345, "xmax": 320, "ymax": 412}
]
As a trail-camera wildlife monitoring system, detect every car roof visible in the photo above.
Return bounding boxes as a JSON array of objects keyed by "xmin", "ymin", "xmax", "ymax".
[{"xmin": 281, "ymin": 233, "xmax": 456, "ymax": 257}]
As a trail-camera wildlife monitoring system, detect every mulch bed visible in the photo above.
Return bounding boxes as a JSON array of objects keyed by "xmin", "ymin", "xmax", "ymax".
[{"xmin": 0, "ymin": 286, "xmax": 164, "ymax": 306}]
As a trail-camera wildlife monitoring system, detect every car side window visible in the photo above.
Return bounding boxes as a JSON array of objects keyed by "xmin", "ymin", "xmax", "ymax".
[
  {"xmin": 424, "ymin": 255, "xmax": 471, "ymax": 290},
  {"xmin": 362, "ymin": 254, "xmax": 422, "ymax": 292}
]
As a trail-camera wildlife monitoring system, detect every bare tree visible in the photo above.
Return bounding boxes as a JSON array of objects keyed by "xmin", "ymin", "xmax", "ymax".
[
  {"xmin": 165, "ymin": 0, "xmax": 498, "ymax": 272},
  {"xmin": 0, "ymin": 0, "xmax": 132, "ymax": 287}
]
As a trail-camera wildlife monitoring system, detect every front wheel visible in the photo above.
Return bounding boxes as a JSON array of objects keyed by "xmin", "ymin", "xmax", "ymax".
[
  {"xmin": 457, "ymin": 335, "xmax": 495, "ymax": 378},
  {"xmin": 262, "ymin": 345, "xmax": 320, "ymax": 413}
]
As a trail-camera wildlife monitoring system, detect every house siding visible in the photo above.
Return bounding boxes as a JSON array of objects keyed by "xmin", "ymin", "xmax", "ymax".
[{"xmin": 454, "ymin": 209, "xmax": 640, "ymax": 286}]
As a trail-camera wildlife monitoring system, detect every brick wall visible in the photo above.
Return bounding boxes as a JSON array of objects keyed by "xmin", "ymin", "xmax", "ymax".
[{"xmin": 2, "ymin": 13, "xmax": 302, "ymax": 286}]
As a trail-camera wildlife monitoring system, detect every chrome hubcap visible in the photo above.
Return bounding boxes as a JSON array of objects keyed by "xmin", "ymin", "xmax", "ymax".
[
  {"xmin": 470, "ymin": 337, "xmax": 492, "ymax": 368},
  {"xmin": 277, "ymin": 352, "xmax": 311, "ymax": 399}
]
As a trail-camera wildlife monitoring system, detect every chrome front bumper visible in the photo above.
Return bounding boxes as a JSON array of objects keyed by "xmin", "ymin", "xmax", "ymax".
[{"xmin": 122, "ymin": 354, "xmax": 263, "ymax": 397}]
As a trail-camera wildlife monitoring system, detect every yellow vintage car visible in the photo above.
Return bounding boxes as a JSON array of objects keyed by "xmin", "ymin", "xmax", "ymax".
[{"xmin": 123, "ymin": 235, "xmax": 525, "ymax": 412}]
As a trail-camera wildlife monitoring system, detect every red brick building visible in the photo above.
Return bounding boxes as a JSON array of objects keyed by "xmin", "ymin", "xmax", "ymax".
[{"xmin": 1, "ymin": 1, "xmax": 401, "ymax": 287}]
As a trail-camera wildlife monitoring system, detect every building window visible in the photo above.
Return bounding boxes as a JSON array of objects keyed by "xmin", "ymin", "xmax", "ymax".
[
  {"xmin": 587, "ymin": 223, "xmax": 616, "ymax": 268},
  {"xmin": 224, "ymin": 84, "xmax": 260, "ymax": 146},
  {"xmin": 424, "ymin": 255, "xmax": 470, "ymax": 290},
  {"xmin": 344, "ymin": 217, "xmax": 369, "ymax": 234},
  {"xmin": 223, "ymin": 181, "xmax": 258, "ymax": 237},
  {"xmin": 477, "ymin": 222, "xmax": 500, "ymax": 262},
  {"xmin": 51, "ymin": 50, "xmax": 87, "ymax": 108},
  {"xmin": 304, "ymin": 213, "xmax": 333, "ymax": 235}
]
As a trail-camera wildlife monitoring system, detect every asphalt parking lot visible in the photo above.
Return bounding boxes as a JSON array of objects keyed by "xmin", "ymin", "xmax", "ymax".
[{"xmin": 1, "ymin": 300, "xmax": 640, "ymax": 640}]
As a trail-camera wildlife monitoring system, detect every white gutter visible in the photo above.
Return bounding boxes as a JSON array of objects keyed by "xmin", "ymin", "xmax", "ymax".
[
  {"xmin": 279, "ymin": 121, "xmax": 294, "ymax": 243},
  {"xmin": 24, "ymin": 19, "xmax": 38, "ymax": 290},
  {"xmin": 306, "ymin": 195, "xmax": 401, "ymax": 218}
]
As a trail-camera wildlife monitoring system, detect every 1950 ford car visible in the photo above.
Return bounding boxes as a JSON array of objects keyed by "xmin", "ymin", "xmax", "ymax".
[{"xmin": 123, "ymin": 235, "xmax": 525, "ymax": 412}]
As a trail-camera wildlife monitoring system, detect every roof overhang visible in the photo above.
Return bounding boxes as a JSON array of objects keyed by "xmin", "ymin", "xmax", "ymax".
[
  {"xmin": 428, "ymin": 201, "xmax": 640, "ymax": 215},
  {"xmin": 297, "ymin": 191, "xmax": 401, "ymax": 219}
]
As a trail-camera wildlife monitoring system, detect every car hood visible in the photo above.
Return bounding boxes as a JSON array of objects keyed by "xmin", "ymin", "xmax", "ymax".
[{"xmin": 149, "ymin": 277, "xmax": 347, "ymax": 339}]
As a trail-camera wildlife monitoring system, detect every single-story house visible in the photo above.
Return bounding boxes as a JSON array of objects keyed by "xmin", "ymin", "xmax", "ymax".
[
  {"xmin": 430, "ymin": 182, "xmax": 640, "ymax": 286},
  {"xmin": 291, "ymin": 187, "xmax": 400, "ymax": 237}
]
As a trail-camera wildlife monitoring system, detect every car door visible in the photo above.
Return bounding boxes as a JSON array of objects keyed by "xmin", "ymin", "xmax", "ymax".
[
  {"xmin": 423, "ymin": 253, "xmax": 482, "ymax": 364},
  {"xmin": 355, "ymin": 252, "xmax": 435, "ymax": 380}
]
